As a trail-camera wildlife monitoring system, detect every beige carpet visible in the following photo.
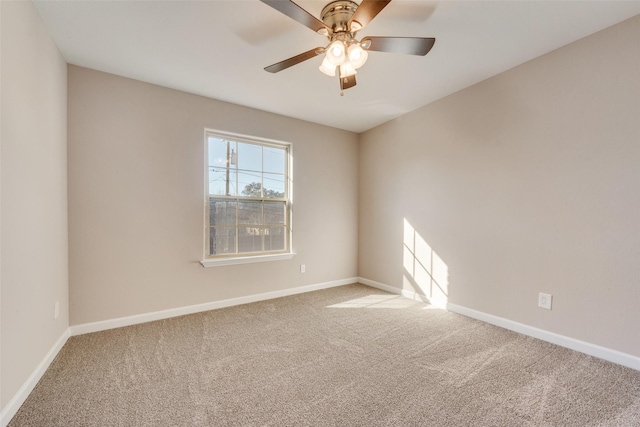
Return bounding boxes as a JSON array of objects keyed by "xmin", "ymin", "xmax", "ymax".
[{"xmin": 9, "ymin": 284, "xmax": 640, "ymax": 426}]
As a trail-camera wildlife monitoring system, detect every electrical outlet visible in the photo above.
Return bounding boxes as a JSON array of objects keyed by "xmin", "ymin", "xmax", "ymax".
[
  {"xmin": 538, "ymin": 292, "xmax": 552, "ymax": 310},
  {"xmin": 54, "ymin": 301, "xmax": 60, "ymax": 320},
  {"xmin": 300, "ymin": 264, "xmax": 306, "ymax": 273}
]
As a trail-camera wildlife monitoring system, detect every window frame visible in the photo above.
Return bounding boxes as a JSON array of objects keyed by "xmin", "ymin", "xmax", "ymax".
[{"xmin": 201, "ymin": 129, "xmax": 294, "ymax": 267}]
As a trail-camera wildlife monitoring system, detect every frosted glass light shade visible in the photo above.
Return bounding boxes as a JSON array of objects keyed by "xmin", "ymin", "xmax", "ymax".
[
  {"xmin": 339, "ymin": 61, "xmax": 357, "ymax": 78},
  {"xmin": 326, "ymin": 41, "xmax": 346, "ymax": 66},
  {"xmin": 347, "ymin": 43, "xmax": 368, "ymax": 69},
  {"xmin": 319, "ymin": 57, "xmax": 336, "ymax": 76}
]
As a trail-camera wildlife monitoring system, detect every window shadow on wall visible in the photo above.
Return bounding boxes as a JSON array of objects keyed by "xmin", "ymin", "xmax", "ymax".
[{"xmin": 403, "ymin": 218, "xmax": 449, "ymax": 308}]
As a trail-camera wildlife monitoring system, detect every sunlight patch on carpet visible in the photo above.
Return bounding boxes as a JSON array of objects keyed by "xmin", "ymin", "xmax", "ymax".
[{"xmin": 326, "ymin": 294, "xmax": 417, "ymax": 309}]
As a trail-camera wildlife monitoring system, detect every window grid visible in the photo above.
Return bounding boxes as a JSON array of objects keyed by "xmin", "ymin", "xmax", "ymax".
[{"xmin": 205, "ymin": 131, "xmax": 291, "ymax": 258}]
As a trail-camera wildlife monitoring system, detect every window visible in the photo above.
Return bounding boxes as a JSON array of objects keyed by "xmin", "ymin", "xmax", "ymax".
[{"xmin": 203, "ymin": 130, "xmax": 292, "ymax": 265}]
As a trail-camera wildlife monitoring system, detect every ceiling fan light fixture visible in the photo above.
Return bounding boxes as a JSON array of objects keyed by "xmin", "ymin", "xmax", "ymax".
[
  {"xmin": 326, "ymin": 40, "xmax": 346, "ymax": 66},
  {"xmin": 319, "ymin": 57, "xmax": 337, "ymax": 76},
  {"xmin": 347, "ymin": 43, "xmax": 368, "ymax": 69},
  {"xmin": 260, "ymin": 0, "xmax": 436, "ymax": 93}
]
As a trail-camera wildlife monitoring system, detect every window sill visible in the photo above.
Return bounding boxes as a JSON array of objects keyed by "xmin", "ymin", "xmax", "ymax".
[{"xmin": 200, "ymin": 252, "xmax": 295, "ymax": 268}]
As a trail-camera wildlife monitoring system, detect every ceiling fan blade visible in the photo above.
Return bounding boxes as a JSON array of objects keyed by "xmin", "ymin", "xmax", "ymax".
[
  {"xmin": 340, "ymin": 75, "xmax": 357, "ymax": 90},
  {"xmin": 264, "ymin": 47, "xmax": 323, "ymax": 73},
  {"xmin": 260, "ymin": 0, "xmax": 329, "ymax": 33},
  {"xmin": 361, "ymin": 36, "xmax": 436, "ymax": 56},
  {"xmin": 348, "ymin": 0, "xmax": 392, "ymax": 30}
]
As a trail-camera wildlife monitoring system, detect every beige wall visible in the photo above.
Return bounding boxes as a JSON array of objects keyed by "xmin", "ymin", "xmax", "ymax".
[
  {"xmin": 1, "ymin": 1, "xmax": 69, "ymax": 409},
  {"xmin": 67, "ymin": 66, "xmax": 359, "ymax": 325},
  {"xmin": 359, "ymin": 15, "xmax": 640, "ymax": 357}
]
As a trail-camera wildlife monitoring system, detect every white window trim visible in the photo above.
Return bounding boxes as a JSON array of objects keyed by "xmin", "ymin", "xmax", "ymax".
[
  {"xmin": 203, "ymin": 129, "xmax": 294, "ymax": 266},
  {"xmin": 200, "ymin": 252, "xmax": 295, "ymax": 268}
]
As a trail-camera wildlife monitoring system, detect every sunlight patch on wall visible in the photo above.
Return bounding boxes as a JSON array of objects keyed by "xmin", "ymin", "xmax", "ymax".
[{"xmin": 403, "ymin": 218, "xmax": 449, "ymax": 308}]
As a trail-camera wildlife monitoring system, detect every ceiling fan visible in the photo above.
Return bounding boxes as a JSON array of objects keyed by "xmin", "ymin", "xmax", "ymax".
[{"xmin": 260, "ymin": 0, "xmax": 436, "ymax": 94}]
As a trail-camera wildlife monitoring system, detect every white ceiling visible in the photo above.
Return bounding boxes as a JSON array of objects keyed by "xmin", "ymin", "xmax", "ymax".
[{"xmin": 33, "ymin": 0, "xmax": 640, "ymax": 133}]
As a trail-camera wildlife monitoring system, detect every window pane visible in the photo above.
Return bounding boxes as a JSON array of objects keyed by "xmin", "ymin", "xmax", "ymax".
[
  {"xmin": 208, "ymin": 138, "xmax": 238, "ymax": 196},
  {"xmin": 207, "ymin": 137, "xmax": 227, "ymax": 168},
  {"xmin": 238, "ymin": 227, "xmax": 262, "ymax": 253},
  {"xmin": 208, "ymin": 167, "xmax": 227, "ymax": 196},
  {"xmin": 238, "ymin": 172, "xmax": 262, "ymax": 197},
  {"xmin": 209, "ymin": 200, "xmax": 236, "ymax": 226},
  {"xmin": 263, "ymin": 173, "xmax": 285, "ymax": 198},
  {"xmin": 209, "ymin": 169, "xmax": 237, "ymax": 196},
  {"xmin": 264, "ymin": 146, "xmax": 285, "ymax": 174},
  {"xmin": 237, "ymin": 201, "xmax": 262, "ymax": 225},
  {"xmin": 210, "ymin": 227, "xmax": 236, "ymax": 255},
  {"xmin": 237, "ymin": 142, "xmax": 262, "ymax": 172},
  {"xmin": 208, "ymin": 139, "xmax": 237, "ymax": 169},
  {"xmin": 264, "ymin": 226, "xmax": 286, "ymax": 251},
  {"xmin": 225, "ymin": 170, "xmax": 238, "ymax": 196},
  {"xmin": 264, "ymin": 201, "xmax": 285, "ymax": 225}
]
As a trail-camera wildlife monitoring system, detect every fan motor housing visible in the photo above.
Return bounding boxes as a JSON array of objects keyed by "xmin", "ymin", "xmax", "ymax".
[{"xmin": 321, "ymin": 0, "xmax": 358, "ymax": 33}]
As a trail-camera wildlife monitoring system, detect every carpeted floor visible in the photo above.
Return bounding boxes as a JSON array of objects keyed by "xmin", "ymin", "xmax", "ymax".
[{"xmin": 9, "ymin": 283, "xmax": 640, "ymax": 426}]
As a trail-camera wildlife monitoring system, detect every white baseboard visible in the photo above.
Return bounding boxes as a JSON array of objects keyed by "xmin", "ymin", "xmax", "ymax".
[
  {"xmin": 446, "ymin": 303, "xmax": 640, "ymax": 371},
  {"xmin": 357, "ymin": 277, "xmax": 402, "ymax": 295},
  {"xmin": 70, "ymin": 277, "xmax": 358, "ymax": 336},
  {"xmin": 1, "ymin": 328, "xmax": 71, "ymax": 427},
  {"xmin": 358, "ymin": 277, "xmax": 640, "ymax": 372}
]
